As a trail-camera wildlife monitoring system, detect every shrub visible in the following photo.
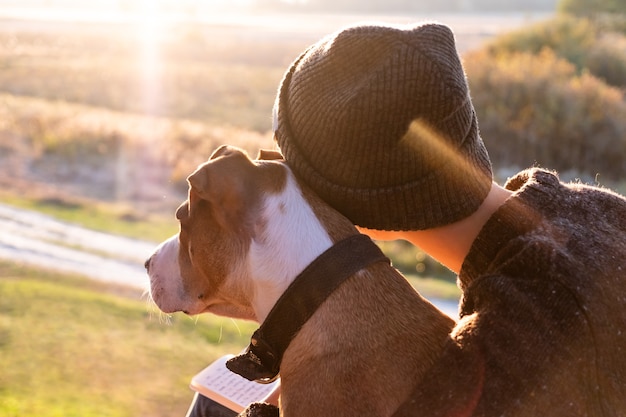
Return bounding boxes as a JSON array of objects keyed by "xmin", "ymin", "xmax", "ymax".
[
  {"xmin": 587, "ymin": 13, "xmax": 626, "ymax": 35},
  {"xmin": 0, "ymin": 94, "xmax": 274, "ymax": 203},
  {"xmin": 584, "ymin": 33, "xmax": 626, "ymax": 89},
  {"xmin": 486, "ymin": 14, "xmax": 626, "ymax": 90},
  {"xmin": 558, "ymin": 0, "xmax": 626, "ymax": 17},
  {"xmin": 486, "ymin": 15, "xmax": 597, "ymax": 69},
  {"xmin": 377, "ymin": 241, "xmax": 456, "ymax": 282},
  {"xmin": 465, "ymin": 48, "xmax": 626, "ymax": 181}
]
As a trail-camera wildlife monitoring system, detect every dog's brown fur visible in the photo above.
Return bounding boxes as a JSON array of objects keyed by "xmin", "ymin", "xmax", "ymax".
[{"xmin": 147, "ymin": 146, "xmax": 455, "ymax": 416}]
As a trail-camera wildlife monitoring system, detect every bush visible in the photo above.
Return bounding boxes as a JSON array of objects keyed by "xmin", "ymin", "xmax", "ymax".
[
  {"xmin": 558, "ymin": 0, "xmax": 626, "ymax": 17},
  {"xmin": 377, "ymin": 241, "xmax": 456, "ymax": 282},
  {"xmin": 587, "ymin": 13, "xmax": 626, "ymax": 35},
  {"xmin": 584, "ymin": 33, "xmax": 626, "ymax": 89},
  {"xmin": 486, "ymin": 15, "xmax": 597, "ymax": 69},
  {"xmin": 0, "ymin": 94, "xmax": 274, "ymax": 204},
  {"xmin": 465, "ymin": 48, "xmax": 626, "ymax": 181},
  {"xmin": 486, "ymin": 15, "xmax": 626, "ymax": 90}
]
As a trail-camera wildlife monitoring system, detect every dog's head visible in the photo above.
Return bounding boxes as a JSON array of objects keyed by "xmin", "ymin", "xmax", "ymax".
[
  {"xmin": 145, "ymin": 145, "xmax": 337, "ymax": 321},
  {"xmin": 145, "ymin": 145, "xmax": 286, "ymax": 319}
]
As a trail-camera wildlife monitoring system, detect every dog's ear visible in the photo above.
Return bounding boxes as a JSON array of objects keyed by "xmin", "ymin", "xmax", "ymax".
[
  {"xmin": 187, "ymin": 146, "xmax": 256, "ymax": 228},
  {"xmin": 188, "ymin": 146, "xmax": 250, "ymax": 197},
  {"xmin": 257, "ymin": 149, "xmax": 284, "ymax": 161},
  {"xmin": 210, "ymin": 144, "xmax": 238, "ymax": 160}
]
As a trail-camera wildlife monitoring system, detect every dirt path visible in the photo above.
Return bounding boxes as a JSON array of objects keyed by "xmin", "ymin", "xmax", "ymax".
[
  {"xmin": 0, "ymin": 202, "xmax": 154, "ymax": 291},
  {"xmin": 0, "ymin": 203, "xmax": 460, "ymax": 317}
]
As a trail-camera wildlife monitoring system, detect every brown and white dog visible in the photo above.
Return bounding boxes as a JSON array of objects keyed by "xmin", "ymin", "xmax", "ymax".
[{"xmin": 145, "ymin": 145, "xmax": 455, "ymax": 417}]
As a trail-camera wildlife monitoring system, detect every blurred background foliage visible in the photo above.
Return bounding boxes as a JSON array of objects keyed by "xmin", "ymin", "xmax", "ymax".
[
  {"xmin": 1, "ymin": 0, "xmax": 625, "ymax": 283},
  {"xmin": 2, "ymin": 1, "xmax": 626, "ymax": 414},
  {"xmin": 465, "ymin": 3, "xmax": 626, "ymax": 188}
]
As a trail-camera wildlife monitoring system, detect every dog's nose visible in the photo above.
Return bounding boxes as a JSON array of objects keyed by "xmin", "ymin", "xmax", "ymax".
[{"xmin": 144, "ymin": 257, "xmax": 152, "ymax": 272}]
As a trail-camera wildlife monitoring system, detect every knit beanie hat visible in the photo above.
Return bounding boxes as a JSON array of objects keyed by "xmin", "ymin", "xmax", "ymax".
[{"xmin": 273, "ymin": 22, "xmax": 493, "ymax": 231}]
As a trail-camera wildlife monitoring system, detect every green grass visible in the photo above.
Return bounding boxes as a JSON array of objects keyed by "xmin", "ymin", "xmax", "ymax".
[
  {"xmin": 406, "ymin": 275, "xmax": 461, "ymax": 301},
  {"xmin": 0, "ymin": 192, "xmax": 178, "ymax": 243},
  {"xmin": 0, "ymin": 262, "xmax": 458, "ymax": 417},
  {"xmin": 0, "ymin": 261, "xmax": 257, "ymax": 417},
  {"xmin": 0, "ymin": 264, "xmax": 459, "ymax": 417},
  {"xmin": 0, "ymin": 195, "xmax": 460, "ymax": 417}
]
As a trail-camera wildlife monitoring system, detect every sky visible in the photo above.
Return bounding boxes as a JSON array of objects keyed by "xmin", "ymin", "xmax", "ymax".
[
  {"xmin": 0, "ymin": 0, "xmax": 254, "ymax": 12},
  {"xmin": 0, "ymin": 0, "xmax": 557, "ymax": 26},
  {"xmin": 0, "ymin": 0, "xmax": 259, "ymax": 23}
]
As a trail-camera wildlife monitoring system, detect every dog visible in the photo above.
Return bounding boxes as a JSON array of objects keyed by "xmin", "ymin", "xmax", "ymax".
[{"xmin": 145, "ymin": 145, "xmax": 455, "ymax": 417}]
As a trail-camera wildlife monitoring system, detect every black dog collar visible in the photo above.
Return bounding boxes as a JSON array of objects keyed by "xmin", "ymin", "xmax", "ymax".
[{"xmin": 226, "ymin": 234, "xmax": 390, "ymax": 383}]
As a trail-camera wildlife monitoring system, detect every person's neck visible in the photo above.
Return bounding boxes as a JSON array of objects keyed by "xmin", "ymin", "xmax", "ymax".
[{"xmin": 399, "ymin": 182, "xmax": 512, "ymax": 274}]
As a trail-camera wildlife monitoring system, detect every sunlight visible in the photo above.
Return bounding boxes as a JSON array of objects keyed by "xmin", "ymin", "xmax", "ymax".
[
  {"xmin": 401, "ymin": 117, "xmax": 488, "ymax": 183},
  {"xmin": 136, "ymin": 0, "xmax": 165, "ymax": 115}
]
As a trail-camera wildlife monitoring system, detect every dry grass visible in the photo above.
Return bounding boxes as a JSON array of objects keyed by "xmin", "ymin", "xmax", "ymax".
[
  {"xmin": 0, "ymin": 92, "xmax": 274, "ymax": 213},
  {"xmin": 0, "ymin": 13, "xmax": 532, "ymax": 208}
]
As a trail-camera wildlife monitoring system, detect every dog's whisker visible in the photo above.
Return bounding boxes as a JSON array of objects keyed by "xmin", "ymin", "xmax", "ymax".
[
  {"xmin": 139, "ymin": 286, "xmax": 177, "ymax": 325},
  {"xmin": 142, "ymin": 289, "xmax": 168, "ymax": 323},
  {"xmin": 229, "ymin": 318, "xmax": 242, "ymax": 337},
  {"xmin": 141, "ymin": 288, "xmax": 151, "ymax": 300}
]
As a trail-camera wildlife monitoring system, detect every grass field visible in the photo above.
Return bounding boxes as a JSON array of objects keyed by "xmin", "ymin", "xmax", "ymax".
[
  {"xmin": 0, "ymin": 254, "xmax": 459, "ymax": 417},
  {"xmin": 0, "ymin": 260, "xmax": 257, "ymax": 417},
  {"xmin": 0, "ymin": 188, "xmax": 459, "ymax": 417},
  {"xmin": 0, "ymin": 12, "xmax": 545, "ymax": 207}
]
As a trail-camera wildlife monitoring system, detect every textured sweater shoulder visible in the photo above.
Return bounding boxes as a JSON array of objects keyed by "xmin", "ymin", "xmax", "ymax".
[{"xmin": 394, "ymin": 168, "xmax": 626, "ymax": 417}]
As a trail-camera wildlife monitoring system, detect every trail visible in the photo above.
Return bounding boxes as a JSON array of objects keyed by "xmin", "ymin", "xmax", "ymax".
[
  {"xmin": 0, "ymin": 203, "xmax": 459, "ymax": 318},
  {"xmin": 0, "ymin": 202, "xmax": 154, "ymax": 291}
]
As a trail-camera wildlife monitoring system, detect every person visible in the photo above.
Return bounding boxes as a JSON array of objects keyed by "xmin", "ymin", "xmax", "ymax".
[
  {"xmin": 270, "ymin": 22, "xmax": 626, "ymax": 416},
  {"xmin": 189, "ymin": 22, "xmax": 626, "ymax": 416},
  {"xmin": 185, "ymin": 386, "xmax": 280, "ymax": 417}
]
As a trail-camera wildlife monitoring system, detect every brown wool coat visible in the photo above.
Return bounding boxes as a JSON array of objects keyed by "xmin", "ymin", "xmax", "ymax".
[{"xmin": 394, "ymin": 168, "xmax": 626, "ymax": 417}]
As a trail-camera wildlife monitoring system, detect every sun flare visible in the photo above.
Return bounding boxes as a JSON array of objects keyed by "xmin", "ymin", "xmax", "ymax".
[{"xmin": 136, "ymin": 0, "xmax": 167, "ymax": 115}]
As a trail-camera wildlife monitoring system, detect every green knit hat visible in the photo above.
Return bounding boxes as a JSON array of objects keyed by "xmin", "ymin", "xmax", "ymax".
[{"xmin": 273, "ymin": 22, "xmax": 493, "ymax": 231}]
